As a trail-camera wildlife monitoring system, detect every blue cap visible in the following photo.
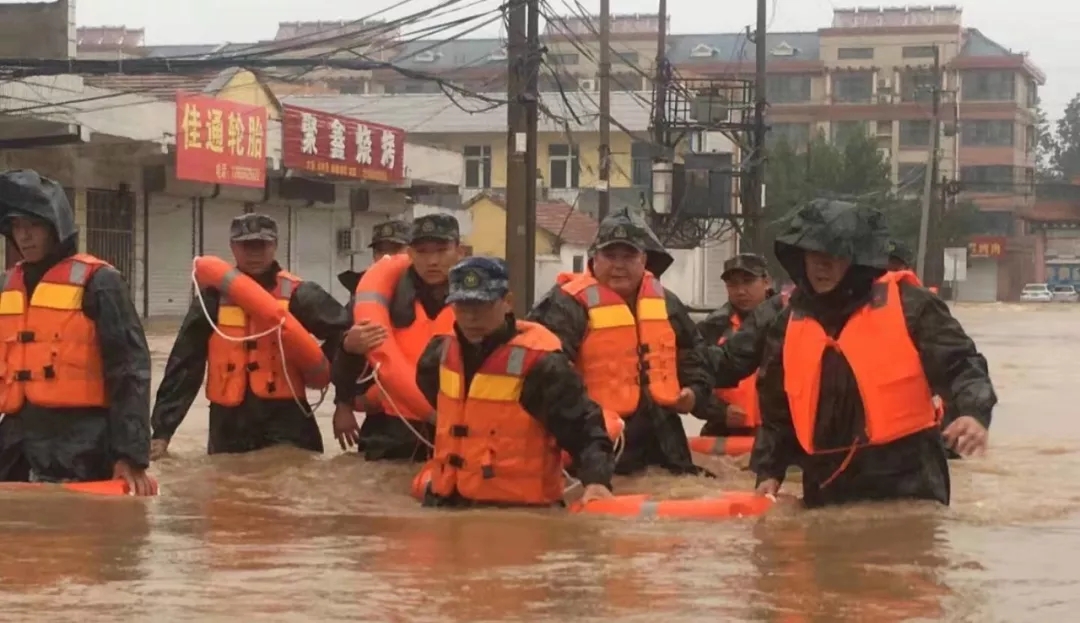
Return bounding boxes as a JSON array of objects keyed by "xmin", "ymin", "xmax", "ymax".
[{"xmin": 447, "ymin": 256, "xmax": 510, "ymax": 303}]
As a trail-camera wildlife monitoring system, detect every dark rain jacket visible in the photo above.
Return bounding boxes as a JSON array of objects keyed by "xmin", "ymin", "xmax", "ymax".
[
  {"xmin": 749, "ymin": 199, "xmax": 997, "ymax": 508},
  {"xmin": 527, "ymin": 277, "xmax": 714, "ymax": 477},
  {"xmin": 0, "ymin": 171, "xmax": 151, "ymax": 482},
  {"xmin": 415, "ymin": 315, "xmax": 614, "ymax": 507},
  {"xmin": 150, "ymin": 262, "xmax": 350, "ymax": 454},
  {"xmin": 331, "ymin": 266, "xmax": 448, "ymax": 461},
  {"xmin": 694, "ymin": 291, "xmax": 779, "ymax": 437}
]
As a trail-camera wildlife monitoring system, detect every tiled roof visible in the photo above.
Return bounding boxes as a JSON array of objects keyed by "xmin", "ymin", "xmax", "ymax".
[
  {"xmin": 82, "ymin": 72, "xmax": 221, "ymax": 100},
  {"xmin": 476, "ymin": 193, "xmax": 599, "ymax": 246},
  {"xmin": 280, "ymin": 91, "xmax": 664, "ymax": 133}
]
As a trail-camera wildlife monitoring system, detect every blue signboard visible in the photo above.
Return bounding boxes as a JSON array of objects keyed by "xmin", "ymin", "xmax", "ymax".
[{"xmin": 1046, "ymin": 263, "xmax": 1080, "ymax": 285}]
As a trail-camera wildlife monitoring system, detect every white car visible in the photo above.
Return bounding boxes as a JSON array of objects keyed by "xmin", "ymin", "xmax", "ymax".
[
  {"xmin": 1020, "ymin": 283, "xmax": 1053, "ymax": 302},
  {"xmin": 1052, "ymin": 284, "xmax": 1080, "ymax": 303}
]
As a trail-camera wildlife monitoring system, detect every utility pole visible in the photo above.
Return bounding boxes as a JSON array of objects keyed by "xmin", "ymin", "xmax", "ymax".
[
  {"xmin": 597, "ymin": 0, "xmax": 611, "ymax": 220},
  {"xmin": 744, "ymin": 0, "xmax": 769, "ymax": 254},
  {"xmin": 915, "ymin": 46, "xmax": 942, "ymax": 284},
  {"xmin": 523, "ymin": 0, "xmax": 539, "ymax": 308},
  {"xmin": 505, "ymin": 0, "xmax": 529, "ymax": 316}
]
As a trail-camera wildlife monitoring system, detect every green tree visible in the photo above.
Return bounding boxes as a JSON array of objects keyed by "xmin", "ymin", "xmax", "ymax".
[
  {"xmin": 1052, "ymin": 94, "xmax": 1080, "ymax": 180},
  {"xmin": 1034, "ymin": 100, "xmax": 1059, "ymax": 180},
  {"xmin": 763, "ymin": 130, "xmax": 978, "ymax": 276}
]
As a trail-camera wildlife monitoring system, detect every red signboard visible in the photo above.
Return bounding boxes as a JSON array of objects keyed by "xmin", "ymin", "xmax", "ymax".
[
  {"xmin": 968, "ymin": 235, "xmax": 1006, "ymax": 258},
  {"xmin": 281, "ymin": 104, "xmax": 405, "ymax": 183},
  {"xmin": 175, "ymin": 92, "xmax": 267, "ymax": 188}
]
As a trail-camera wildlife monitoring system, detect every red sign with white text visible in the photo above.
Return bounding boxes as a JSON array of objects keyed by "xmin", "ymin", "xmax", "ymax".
[
  {"xmin": 281, "ymin": 104, "xmax": 405, "ymax": 183},
  {"xmin": 175, "ymin": 92, "xmax": 267, "ymax": 188}
]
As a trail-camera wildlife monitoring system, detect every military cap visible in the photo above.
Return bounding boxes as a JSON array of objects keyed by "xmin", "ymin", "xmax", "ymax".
[
  {"xmin": 447, "ymin": 256, "xmax": 510, "ymax": 303},
  {"xmin": 230, "ymin": 213, "xmax": 277, "ymax": 242},
  {"xmin": 370, "ymin": 219, "xmax": 410, "ymax": 247},
  {"xmin": 721, "ymin": 253, "xmax": 769, "ymax": 280},
  {"xmin": 592, "ymin": 208, "xmax": 651, "ymax": 253},
  {"xmin": 410, "ymin": 213, "xmax": 460, "ymax": 244}
]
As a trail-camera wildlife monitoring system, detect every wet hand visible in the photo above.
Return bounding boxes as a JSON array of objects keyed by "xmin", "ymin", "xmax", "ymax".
[
  {"xmin": 674, "ymin": 388, "xmax": 696, "ymax": 413},
  {"xmin": 343, "ymin": 320, "xmax": 388, "ymax": 355},
  {"xmin": 755, "ymin": 478, "xmax": 780, "ymax": 497},
  {"xmin": 149, "ymin": 439, "xmax": 169, "ymax": 461},
  {"xmin": 725, "ymin": 404, "xmax": 749, "ymax": 428},
  {"xmin": 579, "ymin": 484, "xmax": 613, "ymax": 504},
  {"xmin": 943, "ymin": 416, "xmax": 989, "ymax": 457},
  {"xmin": 113, "ymin": 460, "xmax": 158, "ymax": 497},
  {"xmin": 333, "ymin": 402, "xmax": 361, "ymax": 450}
]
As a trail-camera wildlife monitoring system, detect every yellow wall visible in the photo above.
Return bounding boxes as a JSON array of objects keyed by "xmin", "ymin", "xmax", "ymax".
[
  {"xmin": 466, "ymin": 196, "xmax": 556, "ymax": 258},
  {"xmin": 417, "ymin": 131, "xmax": 638, "ymax": 189},
  {"xmin": 217, "ymin": 70, "xmax": 281, "ymax": 120}
]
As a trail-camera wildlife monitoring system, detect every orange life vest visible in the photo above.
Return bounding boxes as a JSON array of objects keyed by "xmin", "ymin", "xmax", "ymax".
[
  {"xmin": 559, "ymin": 272, "xmax": 680, "ymax": 416},
  {"xmin": 714, "ymin": 313, "xmax": 761, "ymax": 428},
  {"xmin": 354, "ymin": 254, "xmax": 455, "ymax": 421},
  {"xmin": 0, "ymin": 254, "xmax": 109, "ymax": 413},
  {"xmin": 206, "ymin": 270, "xmax": 306, "ymax": 407},
  {"xmin": 782, "ymin": 271, "xmax": 938, "ymax": 455},
  {"xmin": 428, "ymin": 320, "xmax": 565, "ymax": 505}
]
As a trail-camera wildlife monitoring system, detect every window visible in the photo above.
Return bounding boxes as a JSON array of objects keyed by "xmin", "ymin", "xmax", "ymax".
[
  {"xmin": 902, "ymin": 45, "xmax": 936, "ymax": 59},
  {"xmin": 830, "ymin": 121, "xmax": 867, "ymax": 145},
  {"xmin": 832, "ymin": 71, "xmax": 873, "ymax": 103},
  {"xmin": 1026, "ymin": 125, "xmax": 1036, "ymax": 153},
  {"xmin": 897, "ymin": 163, "xmax": 927, "ymax": 189},
  {"xmin": 838, "ymin": 47, "xmax": 874, "ymax": 60},
  {"xmin": 631, "ymin": 142, "xmax": 654, "ymax": 186},
  {"xmin": 615, "ymin": 51, "xmax": 639, "ymax": 65},
  {"xmin": 572, "ymin": 255, "xmax": 585, "ymax": 272},
  {"xmin": 766, "ymin": 74, "xmax": 812, "ymax": 103},
  {"xmin": 961, "ymin": 120, "xmax": 1015, "ymax": 147},
  {"xmin": 463, "ymin": 145, "xmax": 491, "ymax": 189},
  {"xmin": 768, "ymin": 123, "xmax": 811, "ymax": 148},
  {"xmin": 900, "ymin": 70, "xmax": 937, "ymax": 102},
  {"xmin": 548, "ymin": 53, "xmax": 579, "ymax": 65},
  {"xmin": 898, "ymin": 120, "xmax": 932, "ymax": 147},
  {"xmin": 1027, "ymin": 79, "xmax": 1038, "ymax": 108},
  {"xmin": 548, "ymin": 143, "xmax": 580, "ymax": 189},
  {"xmin": 960, "ymin": 165, "xmax": 1015, "ymax": 193},
  {"xmin": 961, "ymin": 70, "xmax": 1016, "ymax": 101}
]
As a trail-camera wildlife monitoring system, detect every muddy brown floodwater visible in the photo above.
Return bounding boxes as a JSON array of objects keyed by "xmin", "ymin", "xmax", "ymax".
[{"xmin": 0, "ymin": 303, "xmax": 1078, "ymax": 622}]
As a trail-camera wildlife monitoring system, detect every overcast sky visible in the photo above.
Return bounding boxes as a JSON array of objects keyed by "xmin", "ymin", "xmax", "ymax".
[{"xmin": 68, "ymin": 0, "xmax": 1079, "ymax": 121}]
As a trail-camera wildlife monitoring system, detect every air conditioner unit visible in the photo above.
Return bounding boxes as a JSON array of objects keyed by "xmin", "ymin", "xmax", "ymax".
[
  {"xmin": 579, "ymin": 78, "xmax": 596, "ymax": 91},
  {"xmin": 878, "ymin": 77, "xmax": 892, "ymax": 89},
  {"xmin": 490, "ymin": 48, "xmax": 507, "ymax": 61},
  {"xmin": 335, "ymin": 227, "xmax": 367, "ymax": 255}
]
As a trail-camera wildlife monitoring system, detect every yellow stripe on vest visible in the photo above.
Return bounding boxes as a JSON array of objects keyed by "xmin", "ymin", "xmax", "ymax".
[
  {"xmin": 588, "ymin": 304, "xmax": 635, "ymax": 329},
  {"xmin": 468, "ymin": 373, "xmax": 524, "ymax": 401},
  {"xmin": 30, "ymin": 283, "xmax": 85, "ymax": 310},
  {"xmin": 0, "ymin": 291, "xmax": 25, "ymax": 315},
  {"xmin": 637, "ymin": 297, "xmax": 668, "ymax": 321},
  {"xmin": 439, "ymin": 366, "xmax": 462, "ymax": 399},
  {"xmin": 218, "ymin": 305, "xmax": 246, "ymax": 327}
]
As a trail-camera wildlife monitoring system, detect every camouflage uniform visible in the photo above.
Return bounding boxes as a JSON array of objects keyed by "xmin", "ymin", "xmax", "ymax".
[
  {"xmin": 749, "ymin": 199, "xmax": 997, "ymax": 508},
  {"xmin": 527, "ymin": 208, "xmax": 714, "ymax": 476},
  {"xmin": 415, "ymin": 257, "xmax": 614, "ymax": 506}
]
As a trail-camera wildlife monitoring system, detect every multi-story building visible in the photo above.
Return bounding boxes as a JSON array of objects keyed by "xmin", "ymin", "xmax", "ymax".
[{"xmin": 77, "ymin": 4, "xmax": 1044, "ymax": 300}]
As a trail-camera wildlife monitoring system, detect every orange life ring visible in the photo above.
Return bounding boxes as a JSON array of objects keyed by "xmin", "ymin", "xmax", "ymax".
[
  {"xmin": 194, "ymin": 255, "xmax": 330, "ymax": 389},
  {"xmin": 0, "ymin": 477, "xmax": 159, "ymax": 497},
  {"xmin": 570, "ymin": 492, "xmax": 772, "ymax": 519},
  {"xmin": 687, "ymin": 435, "xmax": 755, "ymax": 457},
  {"xmin": 354, "ymin": 254, "xmax": 439, "ymax": 422},
  {"xmin": 562, "ymin": 409, "xmax": 625, "ymax": 468}
]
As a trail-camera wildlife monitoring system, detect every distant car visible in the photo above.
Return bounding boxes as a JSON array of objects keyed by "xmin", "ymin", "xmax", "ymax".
[
  {"xmin": 1020, "ymin": 283, "xmax": 1053, "ymax": 302},
  {"xmin": 1052, "ymin": 284, "xmax": 1079, "ymax": 303}
]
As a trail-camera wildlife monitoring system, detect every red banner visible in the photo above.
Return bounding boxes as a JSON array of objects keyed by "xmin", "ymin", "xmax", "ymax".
[
  {"xmin": 282, "ymin": 105, "xmax": 405, "ymax": 183},
  {"xmin": 175, "ymin": 93, "xmax": 267, "ymax": 188}
]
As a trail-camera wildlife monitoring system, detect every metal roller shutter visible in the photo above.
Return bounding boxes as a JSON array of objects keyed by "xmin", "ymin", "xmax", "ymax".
[
  {"xmin": 293, "ymin": 206, "xmax": 336, "ymax": 295},
  {"xmin": 147, "ymin": 195, "xmax": 197, "ymax": 317},
  {"xmin": 956, "ymin": 258, "xmax": 998, "ymax": 302},
  {"xmin": 259, "ymin": 204, "xmax": 291, "ymax": 270}
]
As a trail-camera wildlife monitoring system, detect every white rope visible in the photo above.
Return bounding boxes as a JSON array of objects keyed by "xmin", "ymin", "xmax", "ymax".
[{"xmin": 191, "ymin": 259, "xmax": 327, "ymax": 418}]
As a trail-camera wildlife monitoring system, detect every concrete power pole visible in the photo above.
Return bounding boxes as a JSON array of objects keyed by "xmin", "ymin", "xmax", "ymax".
[
  {"xmin": 597, "ymin": 0, "xmax": 611, "ymax": 220},
  {"xmin": 505, "ymin": 0, "xmax": 530, "ymax": 315},
  {"xmin": 915, "ymin": 46, "xmax": 942, "ymax": 284},
  {"xmin": 744, "ymin": 0, "xmax": 769, "ymax": 254},
  {"xmin": 523, "ymin": 0, "xmax": 539, "ymax": 308}
]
